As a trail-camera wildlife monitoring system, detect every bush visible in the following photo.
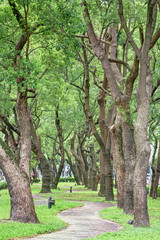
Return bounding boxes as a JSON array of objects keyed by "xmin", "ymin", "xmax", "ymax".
[
  {"xmin": 59, "ymin": 177, "xmax": 75, "ymax": 182},
  {"xmin": 0, "ymin": 181, "xmax": 7, "ymax": 190}
]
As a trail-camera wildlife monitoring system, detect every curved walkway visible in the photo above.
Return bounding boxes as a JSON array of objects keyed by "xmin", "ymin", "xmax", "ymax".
[{"xmin": 27, "ymin": 201, "xmax": 121, "ymax": 240}]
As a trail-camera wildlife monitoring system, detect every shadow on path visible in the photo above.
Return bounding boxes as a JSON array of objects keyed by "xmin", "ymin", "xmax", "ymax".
[{"xmin": 26, "ymin": 201, "xmax": 121, "ymax": 240}]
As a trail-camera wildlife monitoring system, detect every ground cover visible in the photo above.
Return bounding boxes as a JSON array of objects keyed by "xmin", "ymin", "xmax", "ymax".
[
  {"xmin": 85, "ymin": 190, "xmax": 160, "ymax": 240},
  {"xmin": 0, "ymin": 182, "xmax": 159, "ymax": 240},
  {"xmin": 0, "ymin": 184, "xmax": 83, "ymax": 240}
]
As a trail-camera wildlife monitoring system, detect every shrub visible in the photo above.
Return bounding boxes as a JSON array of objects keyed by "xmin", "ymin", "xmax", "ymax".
[
  {"xmin": 0, "ymin": 181, "xmax": 7, "ymax": 190},
  {"xmin": 59, "ymin": 177, "xmax": 75, "ymax": 182}
]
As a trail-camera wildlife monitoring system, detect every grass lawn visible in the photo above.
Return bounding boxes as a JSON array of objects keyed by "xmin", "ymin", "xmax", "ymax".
[
  {"xmin": 0, "ymin": 182, "xmax": 160, "ymax": 240},
  {"xmin": 87, "ymin": 197, "xmax": 160, "ymax": 240},
  {"xmin": 0, "ymin": 183, "xmax": 83, "ymax": 240}
]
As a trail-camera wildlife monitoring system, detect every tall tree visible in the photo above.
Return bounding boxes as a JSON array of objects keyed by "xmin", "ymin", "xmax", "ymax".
[
  {"xmin": 118, "ymin": 0, "xmax": 160, "ymax": 226},
  {"xmin": 82, "ymin": 0, "xmax": 160, "ymax": 227},
  {"xmin": 81, "ymin": 0, "xmax": 138, "ymax": 212},
  {"xmin": 0, "ymin": 0, "xmax": 43, "ymax": 222}
]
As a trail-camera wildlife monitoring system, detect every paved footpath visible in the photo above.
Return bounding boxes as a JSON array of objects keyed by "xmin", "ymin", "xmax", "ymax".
[{"xmin": 25, "ymin": 201, "xmax": 121, "ymax": 240}]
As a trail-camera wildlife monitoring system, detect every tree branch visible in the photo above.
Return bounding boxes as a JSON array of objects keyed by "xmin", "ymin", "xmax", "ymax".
[
  {"xmin": 118, "ymin": 0, "xmax": 140, "ymax": 58},
  {"xmin": 70, "ymin": 82, "xmax": 85, "ymax": 92},
  {"xmin": 39, "ymin": 68, "xmax": 48, "ymax": 79},
  {"xmin": 8, "ymin": 0, "xmax": 25, "ymax": 29},
  {"xmin": 0, "ymin": 115, "xmax": 20, "ymax": 136},
  {"xmin": 75, "ymin": 34, "xmax": 112, "ymax": 45},
  {"xmin": 152, "ymin": 79, "xmax": 160, "ymax": 97},
  {"xmin": 108, "ymin": 58, "xmax": 132, "ymax": 71},
  {"xmin": 82, "ymin": 0, "xmax": 124, "ymax": 104},
  {"xmin": 150, "ymin": 28, "xmax": 160, "ymax": 49}
]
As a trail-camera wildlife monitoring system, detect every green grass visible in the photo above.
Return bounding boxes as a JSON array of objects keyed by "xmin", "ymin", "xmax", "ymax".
[
  {"xmin": 0, "ymin": 185, "xmax": 83, "ymax": 240},
  {"xmin": 34, "ymin": 182, "xmax": 108, "ymax": 202},
  {"xmin": 0, "ymin": 183, "xmax": 160, "ymax": 240},
  {"xmin": 86, "ymin": 194, "xmax": 160, "ymax": 240}
]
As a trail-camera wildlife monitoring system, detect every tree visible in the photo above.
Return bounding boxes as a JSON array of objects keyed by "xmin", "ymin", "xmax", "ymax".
[
  {"xmin": 81, "ymin": 0, "xmax": 137, "ymax": 213},
  {"xmin": 118, "ymin": 0, "xmax": 160, "ymax": 227},
  {"xmin": 0, "ymin": 0, "xmax": 45, "ymax": 222},
  {"xmin": 82, "ymin": 0, "xmax": 160, "ymax": 227},
  {"xmin": 77, "ymin": 40, "xmax": 114, "ymax": 200}
]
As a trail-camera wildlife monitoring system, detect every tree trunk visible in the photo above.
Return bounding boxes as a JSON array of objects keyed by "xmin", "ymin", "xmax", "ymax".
[
  {"xmin": 134, "ymin": 63, "xmax": 152, "ymax": 227},
  {"xmin": 51, "ymin": 155, "xmax": 64, "ymax": 189},
  {"xmin": 77, "ymin": 140, "xmax": 89, "ymax": 187},
  {"xmin": 52, "ymin": 107, "xmax": 65, "ymax": 189},
  {"xmin": 152, "ymin": 142, "xmax": 160, "ymax": 199},
  {"xmin": 134, "ymin": 100, "xmax": 151, "ymax": 227},
  {"xmin": 40, "ymin": 157, "xmax": 51, "ymax": 193},
  {"xmin": 48, "ymin": 157, "xmax": 57, "ymax": 185},
  {"xmin": 0, "ymin": 143, "xmax": 39, "ymax": 223},
  {"xmin": 105, "ymin": 133, "xmax": 114, "ymax": 201},
  {"xmin": 149, "ymin": 138, "xmax": 158, "ymax": 197},
  {"xmin": 16, "ymin": 90, "xmax": 31, "ymax": 179},
  {"xmin": 32, "ymin": 165, "xmax": 38, "ymax": 181},
  {"xmin": 82, "ymin": 43, "xmax": 114, "ymax": 199},
  {"xmin": 121, "ymin": 113, "xmax": 136, "ymax": 214},
  {"xmin": 99, "ymin": 151, "xmax": 105, "ymax": 196},
  {"xmin": 89, "ymin": 144, "xmax": 97, "ymax": 191},
  {"xmin": 150, "ymin": 168, "xmax": 155, "ymax": 197},
  {"xmin": 88, "ymin": 171, "xmax": 93, "ymax": 189},
  {"xmin": 110, "ymin": 112, "xmax": 125, "ymax": 209},
  {"xmin": 78, "ymin": 133, "xmax": 89, "ymax": 173},
  {"xmin": 70, "ymin": 133, "xmax": 88, "ymax": 187},
  {"xmin": 118, "ymin": 0, "xmax": 157, "ymax": 227},
  {"xmin": 104, "ymin": 104, "xmax": 115, "ymax": 201},
  {"xmin": 75, "ymin": 159, "xmax": 83, "ymax": 184},
  {"xmin": 30, "ymin": 119, "xmax": 51, "ymax": 193},
  {"xmin": 64, "ymin": 148, "xmax": 81, "ymax": 185}
]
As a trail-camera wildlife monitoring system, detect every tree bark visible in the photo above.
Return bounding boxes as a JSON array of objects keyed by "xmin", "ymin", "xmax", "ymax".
[
  {"xmin": 152, "ymin": 142, "xmax": 160, "ymax": 199},
  {"xmin": 77, "ymin": 159, "xmax": 84, "ymax": 184},
  {"xmin": 64, "ymin": 147, "xmax": 81, "ymax": 185},
  {"xmin": 104, "ymin": 104, "xmax": 116, "ymax": 201},
  {"xmin": 70, "ymin": 133, "xmax": 88, "ymax": 187},
  {"xmin": 134, "ymin": 100, "xmax": 151, "ymax": 227},
  {"xmin": 52, "ymin": 107, "xmax": 65, "ymax": 189},
  {"xmin": 0, "ymin": 0, "xmax": 43, "ymax": 223},
  {"xmin": 97, "ymin": 74, "xmax": 108, "ymax": 196},
  {"xmin": 30, "ymin": 118, "xmax": 51, "ymax": 193},
  {"xmin": 0, "ymin": 142, "xmax": 39, "ymax": 223},
  {"xmin": 82, "ymin": 0, "xmax": 157, "ymax": 227},
  {"xmin": 81, "ymin": 5, "xmax": 138, "ymax": 205},
  {"xmin": 134, "ymin": 61, "xmax": 153, "ymax": 227},
  {"xmin": 118, "ymin": 0, "xmax": 158, "ymax": 227},
  {"xmin": 82, "ymin": 42, "xmax": 114, "ymax": 200},
  {"xmin": 16, "ymin": 89, "xmax": 31, "ymax": 179},
  {"xmin": 110, "ymin": 112, "xmax": 125, "ymax": 209},
  {"xmin": 77, "ymin": 133, "xmax": 89, "ymax": 173},
  {"xmin": 121, "ymin": 113, "xmax": 136, "ymax": 214},
  {"xmin": 149, "ymin": 137, "xmax": 157, "ymax": 197},
  {"xmin": 89, "ymin": 144, "xmax": 98, "ymax": 191},
  {"xmin": 133, "ymin": 0, "xmax": 157, "ymax": 224}
]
